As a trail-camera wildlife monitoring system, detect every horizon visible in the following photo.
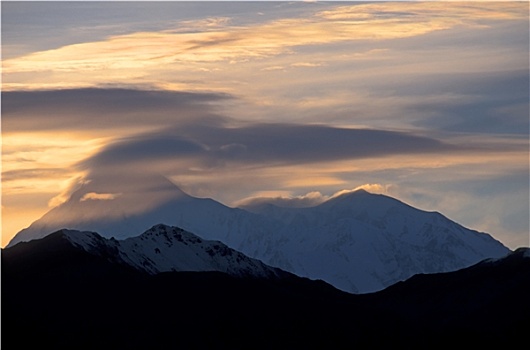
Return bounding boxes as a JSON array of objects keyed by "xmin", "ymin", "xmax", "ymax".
[{"xmin": 2, "ymin": 1, "xmax": 529, "ymax": 249}]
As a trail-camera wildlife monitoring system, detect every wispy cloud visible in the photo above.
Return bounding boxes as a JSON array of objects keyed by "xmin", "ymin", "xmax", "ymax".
[
  {"xmin": 77, "ymin": 120, "xmax": 460, "ymax": 176},
  {"xmin": 2, "ymin": 88, "xmax": 231, "ymax": 133},
  {"xmin": 290, "ymin": 62, "xmax": 323, "ymax": 68},
  {"xmin": 80, "ymin": 192, "xmax": 122, "ymax": 202},
  {"xmin": 237, "ymin": 185, "xmax": 394, "ymax": 209},
  {"xmin": 3, "ymin": 2, "xmax": 525, "ymax": 90},
  {"xmin": 2, "ymin": 2, "xmax": 527, "ymax": 249}
]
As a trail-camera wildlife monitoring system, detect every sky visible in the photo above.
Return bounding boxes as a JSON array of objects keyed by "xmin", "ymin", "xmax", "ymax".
[{"xmin": 1, "ymin": 1, "xmax": 529, "ymax": 249}]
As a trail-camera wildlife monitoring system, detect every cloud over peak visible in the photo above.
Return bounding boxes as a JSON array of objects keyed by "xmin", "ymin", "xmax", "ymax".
[
  {"xmin": 80, "ymin": 192, "xmax": 122, "ymax": 202},
  {"xmin": 236, "ymin": 185, "xmax": 394, "ymax": 210}
]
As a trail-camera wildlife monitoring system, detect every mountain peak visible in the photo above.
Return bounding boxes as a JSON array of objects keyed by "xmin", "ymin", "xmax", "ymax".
[
  {"xmin": 480, "ymin": 247, "xmax": 529, "ymax": 266},
  {"xmin": 53, "ymin": 225, "xmax": 289, "ymax": 279},
  {"xmin": 330, "ymin": 188, "xmax": 372, "ymax": 199},
  {"xmin": 319, "ymin": 187, "xmax": 405, "ymax": 212},
  {"xmin": 9, "ymin": 184, "xmax": 510, "ymax": 293}
]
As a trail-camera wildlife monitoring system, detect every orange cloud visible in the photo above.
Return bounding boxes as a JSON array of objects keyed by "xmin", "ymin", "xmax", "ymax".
[{"xmin": 3, "ymin": 2, "xmax": 526, "ymax": 90}]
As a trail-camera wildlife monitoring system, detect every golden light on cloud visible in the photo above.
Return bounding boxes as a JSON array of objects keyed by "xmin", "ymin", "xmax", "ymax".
[
  {"xmin": 2, "ymin": 132, "xmax": 105, "ymax": 214},
  {"xmin": 351, "ymin": 184, "xmax": 392, "ymax": 195},
  {"xmin": 3, "ymin": 2, "xmax": 526, "ymax": 91},
  {"xmin": 2, "ymin": 1, "xmax": 528, "ymax": 250},
  {"xmin": 80, "ymin": 192, "xmax": 122, "ymax": 202},
  {"xmin": 316, "ymin": 2, "xmax": 527, "ymax": 22},
  {"xmin": 1, "ymin": 205, "xmax": 50, "ymax": 248},
  {"xmin": 284, "ymin": 176, "xmax": 347, "ymax": 188},
  {"xmin": 247, "ymin": 190, "xmax": 294, "ymax": 199}
]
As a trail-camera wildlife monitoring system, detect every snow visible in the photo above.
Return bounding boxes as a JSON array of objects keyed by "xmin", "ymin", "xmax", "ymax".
[
  {"xmin": 61, "ymin": 224, "xmax": 284, "ymax": 279},
  {"xmin": 61, "ymin": 229, "xmax": 106, "ymax": 250},
  {"xmin": 10, "ymin": 181, "xmax": 511, "ymax": 293}
]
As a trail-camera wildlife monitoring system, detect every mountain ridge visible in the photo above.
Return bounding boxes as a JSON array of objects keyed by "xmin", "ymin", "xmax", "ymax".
[
  {"xmin": 12, "ymin": 224, "xmax": 291, "ymax": 280},
  {"xmin": 3, "ymin": 235, "xmax": 528, "ymax": 348},
  {"xmin": 8, "ymin": 178, "xmax": 510, "ymax": 293}
]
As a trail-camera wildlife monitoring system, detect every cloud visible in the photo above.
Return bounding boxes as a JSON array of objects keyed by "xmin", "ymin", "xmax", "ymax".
[
  {"xmin": 79, "ymin": 134, "xmax": 208, "ymax": 170},
  {"xmin": 80, "ymin": 192, "xmax": 122, "ymax": 202},
  {"xmin": 4, "ymin": 88, "xmax": 526, "ymax": 211},
  {"xmin": 291, "ymin": 62, "xmax": 323, "ymax": 68},
  {"xmin": 0, "ymin": 85, "xmax": 458, "ymax": 181},
  {"xmin": 174, "ymin": 17, "xmax": 232, "ymax": 31},
  {"xmin": 3, "ymin": 2, "xmax": 525, "ymax": 90},
  {"xmin": 333, "ymin": 184, "xmax": 394, "ymax": 197},
  {"xmin": 1, "ymin": 168, "xmax": 71, "ymax": 183},
  {"xmin": 76, "ymin": 121, "xmax": 461, "ymax": 177},
  {"xmin": 45, "ymin": 176, "xmax": 91, "ymax": 208},
  {"xmin": 235, "ymin": 185, "xmax": 393, "ymax": 209},
  {"xmin": 315, "ymin": 2, "xmax": 527, "ymax": 23},
  {"xmin": 408, "ymin": 70, "xmax": 529, "ymax": 135},
  {"xmin": 2, "ymin": 3, "xmax": 528, "ymax": 251},
  {"xmin": 1, "ymin": 88, "xmax": 231, "ymax": 133},
  {"xmin": 261, "ymin": 66, "xmax": 285, "ymax": 71},
  {"xmin": 46, "ymin": 105, "xmax": 479, "ymax": 213},
  {"xmin": 54, "ymin": 86, "xmax": 524, "ymax": 211},
  {"xmin": 236, "ymin": 191, "xmax": 328, "ymax": 209}
]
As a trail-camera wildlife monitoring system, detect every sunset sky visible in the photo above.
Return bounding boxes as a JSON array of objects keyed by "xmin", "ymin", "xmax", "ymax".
[{"xmin": 2, "ymin": 1, "xmax": 529, "ymax": 249}]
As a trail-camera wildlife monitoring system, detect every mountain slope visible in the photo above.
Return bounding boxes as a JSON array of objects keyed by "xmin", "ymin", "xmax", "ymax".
[
  {"xmin": 9, "ymin": 175, "xmax": 267, "ymax": 246},
  {"xmin": 8, "ymin": 176, "xmax": 510, "ymax": 293},
  {"xmin": 2, "ymin": 235, "xmax": 528, "ymax": 348},
  {"xmin": 9, "ymin": 224, "xmax": 289, "ymax": 279},
  {"xmin": 361, "ymin": 247, "xmax": 530, "ymax": 340},
  {"xmin": 2, "ymin": 229, "xmax": 371, "ymax": 349},
  {"xmin": 244, "ymin": 189, "xmax": 510, "ymax": 292}
]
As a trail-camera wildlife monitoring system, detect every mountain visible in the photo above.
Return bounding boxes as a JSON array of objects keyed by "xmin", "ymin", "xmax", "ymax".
[
  {"xmin": 360, "ymin": 247, "xmax": 530, "ymax": 340},
  {"xmin": 9, "ymin": 174, "xmax": 262, "ymax": 244},
  {"xmin": 1, "ymin": 228, "xmax": 370, "ymax": 349},
  {"xmin": 241, "ymin": 189, "xmax": 511, "ymax": 292},
  {"xmin": 8, "ymin": 176, "xmax": 510, "ymax": 293},
  {"xmin": 26, "ymin": 224, "xmax": 288, "ymax": 279},
  {"xmin": 3, "ymin": 231, "xmax": 528, "ymax": 348}
]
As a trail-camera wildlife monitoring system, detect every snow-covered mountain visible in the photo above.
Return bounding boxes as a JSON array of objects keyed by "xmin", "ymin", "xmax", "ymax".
[
  {"xmin": 4, "ymin": 233, "xmax": 528, "ymax": 348},
  {"xmin": 10, "ymin": 175, "xmax": 275, "ymax": 256},
  {"xmin": 54, "ymin": 224, "xmax": 287, "ymax": 279},
  {"xmin": 241, "ymin": 189, "xmax": 511, "ymax": 292},
  {"xmin": 9, "ymin": 176, "xmax": 510, "ymax": 293}
]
